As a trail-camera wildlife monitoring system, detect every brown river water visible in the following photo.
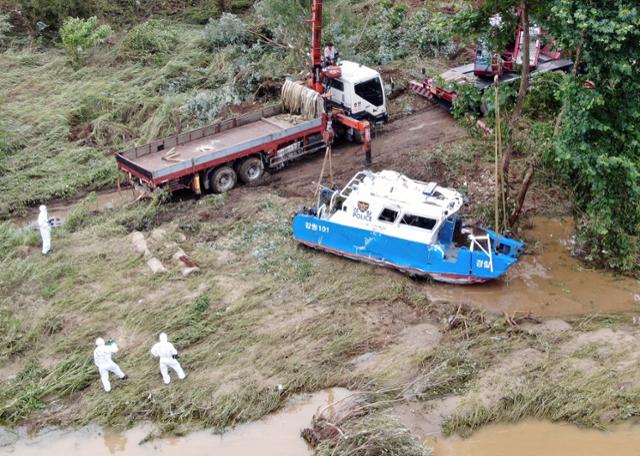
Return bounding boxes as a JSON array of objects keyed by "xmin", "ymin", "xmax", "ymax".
[
  {"xmin": 426, "ymin": 216, "xmax": 639, "ymax": 317},
  {"xmin": 5, "ymin": 401, "xmax": 640, "ymax": 455},
  {"xmin": 1, "ymin": 389, "xmax": 351, "ymax": 456},
  {"xmin": 429, "ymin": 420, "xmax": 640, "ymax": 456}
]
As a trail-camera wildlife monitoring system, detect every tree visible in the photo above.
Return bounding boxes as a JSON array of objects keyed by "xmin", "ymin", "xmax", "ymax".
[
  {"xmin": 59, "ymin": 16, "xmax": 111, "ymax": 67},
  {"xmin": 545, "ymin": 0, "xmax": 640, "ymax": 271}
]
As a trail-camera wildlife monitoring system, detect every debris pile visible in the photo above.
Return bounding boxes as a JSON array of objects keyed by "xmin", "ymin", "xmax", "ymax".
[{"xmin": 130, "ymin": 229, "xmax": 199, "ymax": 276}]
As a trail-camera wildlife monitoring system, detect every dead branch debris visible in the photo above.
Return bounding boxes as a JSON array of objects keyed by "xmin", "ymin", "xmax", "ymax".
[{"xmin": 503, "ymin": 310, "xmax": 541, "ymax": 329}]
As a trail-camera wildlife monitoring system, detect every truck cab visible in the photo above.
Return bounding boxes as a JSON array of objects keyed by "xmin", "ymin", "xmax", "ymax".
[{"xmin": 325, "ymin": 60, "xmax": 388, "ymax": 125}]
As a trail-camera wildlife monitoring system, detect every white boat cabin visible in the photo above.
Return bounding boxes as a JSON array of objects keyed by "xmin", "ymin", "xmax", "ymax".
[{"xmin": 318, "ymin": 170, "xmax": 464, "ymax": 245}]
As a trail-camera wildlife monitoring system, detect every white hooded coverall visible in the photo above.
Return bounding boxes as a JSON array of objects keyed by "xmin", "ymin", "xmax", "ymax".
[
  {"xmin": 38, "ymin": 205, "xmax": 51, "ymax": 255},
  {"xmin": 151, "ymin": 333, "xmax": 185, "ymax": 384},
  {"xmin": 94, "ymin": 338, "xmax": 126, "ymax": 392}
]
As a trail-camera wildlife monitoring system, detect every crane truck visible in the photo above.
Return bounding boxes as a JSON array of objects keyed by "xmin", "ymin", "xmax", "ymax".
[
  {"xmin": 115, "ymin": 0, "xmax": 387, "ymax": 195},
  {"xmin": 410, "ymin": 22, "xmax": 571, "ymax": 111}
]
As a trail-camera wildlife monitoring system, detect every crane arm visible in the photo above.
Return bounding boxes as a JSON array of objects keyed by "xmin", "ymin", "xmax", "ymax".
[{"xmin": 310, "ymin": 0, "xmax": 324, "ymax": 94}]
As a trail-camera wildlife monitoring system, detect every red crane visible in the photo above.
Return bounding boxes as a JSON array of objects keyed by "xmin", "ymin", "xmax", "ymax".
[{"xmin": 307, "ymin": 0, "xmax": 373, "ymax": 165}]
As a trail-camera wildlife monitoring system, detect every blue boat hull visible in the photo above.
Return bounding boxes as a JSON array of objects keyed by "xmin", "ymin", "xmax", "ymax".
[{"xmin": 292, "ymin": 214, "xmax": 522, "ymax": 284}]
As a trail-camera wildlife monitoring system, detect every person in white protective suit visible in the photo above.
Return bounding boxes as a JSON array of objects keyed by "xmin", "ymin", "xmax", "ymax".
[
  {"xmin": 93, "ymin": 337, "xmax": 127, "ymax": 392},
  {"xmin": 38, "ymin": 205, "xmax": 51, "ymax": 255},
  {"xmin": 150, "ymin": 333, "xmax": 186, "ymax": 384}
]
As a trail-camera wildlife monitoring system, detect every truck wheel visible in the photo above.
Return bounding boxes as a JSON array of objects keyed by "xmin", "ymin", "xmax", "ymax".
[
  {"xmin": 210, "ymin": 166, "xmax": 237, "ymax": 193},
  {"xmin": 238, "ymin": 157, "xmax": 264, "ymax": 186}
]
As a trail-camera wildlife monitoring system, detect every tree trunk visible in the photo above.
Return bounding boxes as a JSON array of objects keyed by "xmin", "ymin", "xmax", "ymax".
[
  {"xmin": 512, "ymin": 1, "xmax": 530, "ymax": 120},
  {"xmin": 502, "ymin": 1, "xmax": 530, "ymax": 187},
  {"xmin": 217, "ymin": 0, "xmax": 226, "ymax": 12},
  {"xmin": 509, "ymin": 165, "xmax": 534, "ymax": 226}
]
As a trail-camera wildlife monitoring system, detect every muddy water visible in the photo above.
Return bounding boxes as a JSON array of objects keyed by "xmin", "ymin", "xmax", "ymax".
[
  {"xmin": 15, "ymin": 189, "xmax": 137, "ymax": 228},
  {"xmin": 1, "ymin": 388, "xmax": 351, "ymax": 456},
  {"xmin": 425, "ymin": 217, "xmax": 639, "ymax": 316},
  {"xmin": 429, "ymin": 420, "xmax": 640, "ymax": 456}
]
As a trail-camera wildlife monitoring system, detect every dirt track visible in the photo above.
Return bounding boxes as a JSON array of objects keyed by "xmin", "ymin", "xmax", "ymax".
[
  {"xmin": 14, "ymin": 105, "xmax": 465, "ymax": 225},
  {"xmin": 267, "ymin": 105, "xmax": 466, "ymax": 197}
]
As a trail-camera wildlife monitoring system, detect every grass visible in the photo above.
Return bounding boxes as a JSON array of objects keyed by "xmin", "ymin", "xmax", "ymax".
[
  {"xmin": 2, "ymin": 186, "xmax": 640, "ymax": 446},
  {"xmin": 443, "ymin": 367, "xmax": 640, "ymax": 437},
  {"xmin": 0, "ymin": 191, "xmax": 428, "ymax": 432},
  {"xmin": 0, "ymin": 17, "xmax": 289, "ymax": 218}
]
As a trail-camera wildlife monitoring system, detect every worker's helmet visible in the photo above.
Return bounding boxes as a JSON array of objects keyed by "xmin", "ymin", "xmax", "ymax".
[
  {"xmin": 159, "ymin": 333, "xmax": 168, "ymax": 342},
  {"xmin": 95, "ymin": 337, "xmax": 105, "ymax": 346}
]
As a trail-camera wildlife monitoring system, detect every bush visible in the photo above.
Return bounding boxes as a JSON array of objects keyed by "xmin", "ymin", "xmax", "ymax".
[
  {"xmin": 356, "ymin": 4, "xmax": 460, "ymax": 65},
  {"xmin": 523, "ymin": 71, "xmax": 565, "ymax": 119},
  {"xmin": 202, "ymin": 13, "xmax": 250, "ymax": 50},
  {"xmin": 182, "ymin": 86, "xmax": 242, "ymax": 123},
  {"xmin": 59, "ymin": 16, "xmax": 112, "ymax": 67},
  {"xmin": 0, "ymin": 13, "xmax": 12, "ymax": 48},
  {"xmin": 120, "ymin": 20, "xmax": 178, "ymax": 63}
]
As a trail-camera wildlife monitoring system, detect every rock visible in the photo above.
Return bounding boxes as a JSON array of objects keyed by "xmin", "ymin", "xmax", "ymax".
[
  {"xmin": 150, "ymin": 228, "xmax": 167, "ymax": 241},
  {"xmin": 131, "ymin": 231, "xmax": 150, "ymax": 257},
  {"xmin": 146, "ymin": 257, "xmax": 167, "ymax": 274},
  {"xmin": 173, "ymin": 249, "xmax": 200, "ymax": 277},
  {"xmin": 0, "ymin": 427, "xmax": 18, "ymax": 447}
]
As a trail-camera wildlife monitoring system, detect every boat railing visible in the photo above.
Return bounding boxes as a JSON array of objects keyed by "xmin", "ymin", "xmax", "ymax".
[
  {"xmin": 339, "ymin": 172, "xmax": 367, "ymax": 198},
  {"xmin": 468, "ymin": 234, "xmax": 494, "ymax": 272}
]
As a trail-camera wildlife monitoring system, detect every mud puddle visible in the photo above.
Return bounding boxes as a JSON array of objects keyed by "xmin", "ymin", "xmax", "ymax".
[
  {"xmin": 428, "ymin": 420, "xmax": 640, "ymax": 456},
  {"xmin": 1, "ymin": 388, "xmax": 351, "ymax": 455},
  {"xmin": 15, "ymin": 189, "xmax": 137, "ymax": 228},
  {"xmin": 425, "ymin": 216, "xmax": 639, "ymax": 316}
]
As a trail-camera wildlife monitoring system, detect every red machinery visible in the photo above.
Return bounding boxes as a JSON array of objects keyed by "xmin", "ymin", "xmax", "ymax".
[
  {"xmin": 410, "ymin": 23, "xmax": 570, "ymax": 112},
  {"xmin": 307, "ymin": 0, "xmax": 373, "ymax": 165}
]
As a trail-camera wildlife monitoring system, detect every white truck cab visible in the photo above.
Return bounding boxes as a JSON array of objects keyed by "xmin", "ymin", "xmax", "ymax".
[{"xmin": 325, "ymin": 60, "xmax": 389, "ymax": 125}]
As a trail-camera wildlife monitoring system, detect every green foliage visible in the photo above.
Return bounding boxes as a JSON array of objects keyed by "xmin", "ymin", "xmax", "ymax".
[
  {"xmin": 0, "ymin": 354, "xmax": 95, "ymax": 424},
  {"xmin": 0, "ymin": 222, "xmax": 39, "ymax": 258},
  {"xmin": 451, "ymin": 83, "xmax": 482, "ymax": 118},
  {"xmin": 357, "ymin": 3, "xmax": 460, "ymax": 65},
  {"xmin": 3, "ymin": 0, "xmax": 102, "ymax": 32},
  {"xmin": 182, "ymin": 86, "xmax": 242, "ymax": 123},
  {"xmin": 59, "ymin": 16, "xmax": 112, "ymax": 67},
  {"xmin": 63, "ymin": 192, "xmax": 98, "ymax": 233},
  {"xmin": 120, "ymin": 20, "xmax": 178, "ymax": 63},
  {"xmin": 192, "ymin": 294, "xmax": 211, "ymax": 313},
  {"xmin": 546, "ymin": 1, "xmax": 640, "ymax": 271},
  {"xmin": 523, "ymin": 71, "xmax": 564, "ymax": 119},
  {"xmin": 0, "ymin": 13, "xmax": 12, "ymax": 47},
  {"xmin": 451, "ymin": 4, "xmax": 518, "ymax": 55},
  {"xmin": 202, "ymin": 13, "xmax": 250, "ymax": 50}
]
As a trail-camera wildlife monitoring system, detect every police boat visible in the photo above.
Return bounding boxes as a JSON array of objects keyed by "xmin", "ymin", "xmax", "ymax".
[{"xmin": 292, "ymin": 170, "xmax": 524, "ymax": 284}]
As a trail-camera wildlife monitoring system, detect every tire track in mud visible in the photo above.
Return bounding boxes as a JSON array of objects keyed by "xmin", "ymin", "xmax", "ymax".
[{"xmin": 266, "ymin": 106, "xmax": 466, "ymax": 198}]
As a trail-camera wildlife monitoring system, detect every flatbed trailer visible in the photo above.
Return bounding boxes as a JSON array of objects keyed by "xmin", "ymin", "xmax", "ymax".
[
  {"xmin": 410, "ymin": 55, "xmax": 572, "ymax": 111},
  {"xmin": 116, "ymin": 104, "xmax": 327, "ymax": 194}
]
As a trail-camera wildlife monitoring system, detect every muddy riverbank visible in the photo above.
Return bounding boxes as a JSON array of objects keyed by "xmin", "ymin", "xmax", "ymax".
[
  {"xmin": 425, "ymin": 216, "xmax": 639, "ymax": 316},
  {"xmin": 1, "ymin": 389, "xmax": 353, "ymax": 456}
]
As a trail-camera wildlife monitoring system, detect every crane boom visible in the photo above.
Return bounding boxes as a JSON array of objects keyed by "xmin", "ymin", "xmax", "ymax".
[
  {"xmin": 307, "ymin": 0, "xmax": 373, "ymax": 165},
  {"xmin": 310, "ymin": 0, "xmax": 324, "ymax": 94}
]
